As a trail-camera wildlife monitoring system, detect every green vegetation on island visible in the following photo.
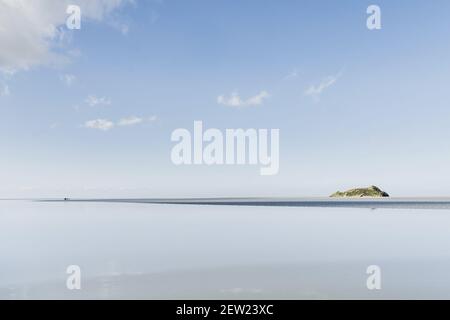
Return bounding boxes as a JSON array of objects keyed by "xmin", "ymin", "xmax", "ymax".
[{"xmin": 330, "ymin": 186, "xmax": 389, "ymax": 198}]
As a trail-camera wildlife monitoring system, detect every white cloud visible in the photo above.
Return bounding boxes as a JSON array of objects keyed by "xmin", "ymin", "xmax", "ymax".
[
  {"xmin": 217, "ymin": 91, "xmax": 270, "ymax": 108},
  {"xmin": 0, "ymin": 0, "xmax": 133, "ymax": 74},
  {"xmin": 84, "ymin": 119, "xmax": 114, "ymax": 131},
  {"xmin": 304, "ymin": 73, "xmax": 341, "ymax": 101},
  {"xmin": 0, "ymin": 84, "xmax": 10, "ymax": 96},
  {"xmin": 246, "ymin": 91, "xmax": 270, "ymax": 106},
  {"xmin": 61, "ymin": 73, "xmax": 76, "ymax": 86},
  {"xmin": 112, "ymin": 22, "xmax": 129, "ymax": 35},
  {"xmin": 283, "ymin": 68, "xmax": 299, "ymax": 80},
  {"xmin": 118, "ymin": 116, "xmax": 142, "ymax": 126},
  {"xmin": 120, "ymin": 24, "xmax": 129, "ymax": 35},
  {"xmin": 84, "ymin": 115, "xmax": 156, "ymax": 130},
  {"xmin": 85, "ymin": 95, "xmax": 111, "ymax": 107}
]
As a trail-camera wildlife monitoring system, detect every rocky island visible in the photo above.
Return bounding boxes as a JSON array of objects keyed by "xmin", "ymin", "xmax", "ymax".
[{"xmin": 330, "ymin": 186, "xmax": 389, "ymax": 198}]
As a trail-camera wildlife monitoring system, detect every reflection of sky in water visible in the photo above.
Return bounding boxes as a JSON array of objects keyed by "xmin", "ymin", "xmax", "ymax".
[{"xmin": 1, "ymin": 200, "xmax": 450, "ymax": 299}]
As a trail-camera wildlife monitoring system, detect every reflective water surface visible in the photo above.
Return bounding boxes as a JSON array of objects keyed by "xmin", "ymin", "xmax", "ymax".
[{"xmin": 1, "ymin": 200, "xmax": 450, "ymax": 299}]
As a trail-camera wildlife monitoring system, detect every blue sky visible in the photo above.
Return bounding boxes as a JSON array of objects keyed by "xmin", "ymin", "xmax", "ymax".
[{"xmin": 1, "ymin": 0, "xmax": 450, "ymax": 197}]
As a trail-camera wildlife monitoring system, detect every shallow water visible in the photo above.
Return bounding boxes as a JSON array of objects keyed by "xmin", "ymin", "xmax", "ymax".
[
  {"xmin": 1, "ymin": 200, "xmax": 450, "ymax": 299},
  {"xmin": 45, "ymin": 197, "xmax": 450, "ymax": 209}
]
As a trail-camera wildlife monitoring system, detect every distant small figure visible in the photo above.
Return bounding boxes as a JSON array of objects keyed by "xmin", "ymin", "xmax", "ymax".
[{"xmin": 64, "ymin": 197, "xmax": 70, "ymax": 201}]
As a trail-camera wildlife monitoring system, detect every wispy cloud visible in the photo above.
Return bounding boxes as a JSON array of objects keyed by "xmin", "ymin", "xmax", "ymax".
[
  {"xmin": 84, "ymin": 119, "xmax": 114, "ymax": 131},
  {"xmin": 120, "ymin": 24, "xmax": 129, "ymax": 35},
  {"xmin": 110, "ymin": 22, "xmax": 130, "ymax": 35},
  {"xmin": 283, "ymin": 68, "xmax": 300, "ymax": 80},
  {"xmin": 0, "ymin": 0, "xmax": 134, "ymax": 74},
  {"xmin": 217, "ymin": 91, "xmax": 270, "ymax": 108},
  {"xmin": 118, "ymin": 116, "xmax": 143, "ymax": 126},
  {"xmin": 85, "ymin": 95, "xmax": 111, "ymax": 107},
  {"xmin": 304, "ymin": 73, "xmax": 341, "ymax": 102},
  {"xmin": 85, "ymin": 115, "xmax": 157, "ymax": 131},
  {"xmin": 61, "ymin": 74, "xmax": 76, "ymax": 87},
  {"xmin": 0, "ymin": 84, "xmax": 10, "ymax": 96}
]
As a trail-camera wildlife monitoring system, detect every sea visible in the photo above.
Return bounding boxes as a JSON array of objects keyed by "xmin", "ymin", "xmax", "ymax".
[{"xmin": 1, "ymin": 198, "xmax": 450, "ymax": 299}]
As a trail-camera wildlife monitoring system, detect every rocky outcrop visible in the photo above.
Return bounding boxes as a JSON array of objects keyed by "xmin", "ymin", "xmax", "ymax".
[{"xmin": 330, "ymin": 186, "xmax": 389, "ymax": 198}]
